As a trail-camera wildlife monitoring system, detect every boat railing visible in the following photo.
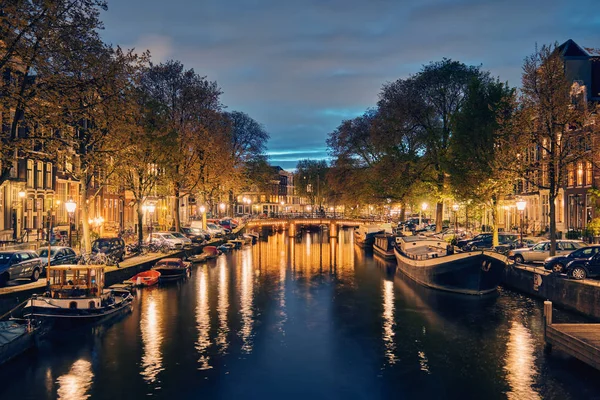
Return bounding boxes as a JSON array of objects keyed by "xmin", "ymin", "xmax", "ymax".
[{"xmin": 405, "ymin": 245, "xmax": 449, "ymax": 261}]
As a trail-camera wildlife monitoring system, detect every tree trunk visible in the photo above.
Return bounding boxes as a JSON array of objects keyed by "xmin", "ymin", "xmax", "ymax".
[
  {"xmin": 435, "ymin": 202, "xmax": 443, "ymax": 232},
  {"xmin": 492, "ymin": 200, "xmax": 499, "ymax": 247},
  {"xmin": 80, "ymin": 172, "xmax": 91, "ymax": 253},
  {"xmin": 174, "ymin": 185, "xmax": 181, "ymax": 232},
  {"xmin": 137, "ymin": 204, "xmax": 144, "ymax": 245},
  {"xmin": 549, "ymin": 192, "xmax": 557, "ymax": 256}
]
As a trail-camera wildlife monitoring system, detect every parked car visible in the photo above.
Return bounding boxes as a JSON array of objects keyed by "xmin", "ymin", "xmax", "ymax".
[
  {"xmin": 91, "ymin": 237, "xmax": 126, "ymax": 262},
  {"xmin": 219, "ymin": 218, "xmax": 238, "ymax": 230},
  {"xmin": 544, "ymin": 245, "xmax": 600, "ymax": 273},
  {"xmin": 457, "ymin": 233, "xmax": 492, "ymax": 249},
  {"xmin": 0, "ymin": 250, "xmax": 43, "ymax": 286},
  {"xmin": 183, "ymin": 227, "xmax": 211, "ymax": 241},
  {"xmin": 565, "ymin": 252, "xmax": 600, "ymax": 280},
  {"xmin": 206, "ymin": 223, "xmax": 226, "ymax": 238},
  {"xmin": 146, "ymin": 232, "xmax": 185, "ymax": 250},
  {"xmin": 462, "ymin": 233, "xmax": 518, "ymax": 251},
  {"xmin": 169, "ymin": 231, "xmax": 192, "ymax": 247},
  {"xmin": 493, "ymin": 236, "xmax": 542, "ymax": 254},
  {"xmin": 37, "ymin": 246, "xmax": 78, "ymax": 271},
  {"xmin": 507, "ymin": 240, "xmax": 587, "ymax": 264}
]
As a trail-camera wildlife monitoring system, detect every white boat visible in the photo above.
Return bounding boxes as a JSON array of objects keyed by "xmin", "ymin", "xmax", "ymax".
[{"xmin": 23, "ymin": 265, "xmax": 133, "ymax": 326}]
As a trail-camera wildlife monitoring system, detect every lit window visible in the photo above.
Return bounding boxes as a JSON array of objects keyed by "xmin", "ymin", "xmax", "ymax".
[
  {"xmin": 568, "ymin": 164, "xmax": 574, "ymax": 187},
  {"xmin": 577, "ymin": 162, "xmax": 584, "ymax": 186},
  {"xmin": 586, "ymin": 161, "xmax": 592, "ymax": 186}
]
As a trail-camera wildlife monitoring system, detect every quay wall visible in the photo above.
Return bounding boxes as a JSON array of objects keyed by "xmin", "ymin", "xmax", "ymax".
[{"xmin": 501, "ymin": 264, "xmax": 600, "ymax": 320}]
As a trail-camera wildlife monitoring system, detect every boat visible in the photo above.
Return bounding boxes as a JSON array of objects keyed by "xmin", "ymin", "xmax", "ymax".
[
  {"xmin": 393, "ymin": 236, "xmax": 506, "ymax": 295},
  {"xmin": 354, "ymin": 225, "xmax": 387, "ymax": 249},
  {"xmin": 228, "ymin": 239, "xmax": 245, "ymax": 249},
  {"xmin": 22, "ymin": 265, "xmax": 133, "ymax": 325},
  {"xmin": 129, "ymin": 270, "xmax": 161, "ymax": 287},
  {"xmin": 218, "ymin": 243, "xmax": 235, "ymax": 252},
  {"xmin": 152, "ymin": 258, "xmax": 191, "ymax": 282},
  {"xmin": 186, "ymin": 246, "xmax": 221, "ymax": 263},
  {"xmin": 0, "ymin": 319, "xmax": 39, "ymax": 365},
  {"xmin": 244, "ymin": 232, "xmax": 259, "ymax": 244},
  {"xmin": 373, "ymin": 234, "xmax": 397, "ymax": 261}
]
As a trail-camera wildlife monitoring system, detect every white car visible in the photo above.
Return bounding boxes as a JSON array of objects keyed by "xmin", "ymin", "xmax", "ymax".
[
  {"xmin": 169, "ymin": 231, "xmax": 192, "ymax": 247},
  {"xmin": 146, "ymin": 232, "xmax": 184, "ymax": 250},
  {"xmin": 508, "ymin": 240, "xmax": 587, "ymax": 263},
  {"xmin": 206, "ymin": 223, "xmax": 225, "ymax": 237}
]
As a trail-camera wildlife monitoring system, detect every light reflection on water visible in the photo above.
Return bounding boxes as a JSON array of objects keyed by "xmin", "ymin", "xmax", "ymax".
[
  {"xmin": 140, "ymin": 290, "xmax": 164, "ymax": 383},
  {"xmin": 505, "ymin": 321, "xmax": 540, "ymax": 399},
  {"xmin": 382, "ymin": 279, "xmax": 397, "ymax": 366},
  {"xmin": 196, "ymin": 266, "xmax": 212, "ymax": 370},
  {"xmin": 239, "ymin": 247, "xmax": 254, "ymax": 353},
  {"xmin": 56, "ymin": 359, "xmax": 94, "ymax": 400},
  {"xmin": 217, "ymin": 258, "xmax": 230, "ymax": 354}
]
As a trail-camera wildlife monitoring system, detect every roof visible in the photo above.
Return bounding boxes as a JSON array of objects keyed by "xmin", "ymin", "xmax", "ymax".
[{"xmin": 558, "ymin": 39, "xmax": 592, "ymax": 58}]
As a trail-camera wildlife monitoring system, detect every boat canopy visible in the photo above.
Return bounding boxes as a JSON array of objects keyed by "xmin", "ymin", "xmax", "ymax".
[{"xmin": 46, "ymin": 264, "xmax": 105, "ymax": 298}]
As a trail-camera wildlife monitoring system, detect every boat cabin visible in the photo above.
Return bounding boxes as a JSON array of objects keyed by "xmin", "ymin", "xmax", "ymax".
[{"xmin": 46, "ymin": 265, "xmax": 105, "ymax": 300}]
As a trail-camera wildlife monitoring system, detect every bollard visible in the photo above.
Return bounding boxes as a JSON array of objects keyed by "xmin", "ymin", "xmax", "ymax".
[{"xmin": 544, "ymin": 300, "xmax": 552, "ymax": 326}]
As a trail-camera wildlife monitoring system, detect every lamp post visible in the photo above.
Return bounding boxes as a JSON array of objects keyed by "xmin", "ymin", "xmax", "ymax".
[
  {"xmin": 219, "ymin": 202, "xmax": 226, "ymax": 218},
  {"xmin": 516, "ymin": 199, "xmax": 527, "ymax": 247},
  {"xmin": 147, "ymin": 203, "xmax": 156, "ymax": 236},
  {"xmin": 65, "ymin": 199, "xmax": 76, "ymax": 247},
  {"xmin": 199, "ymin": 205, "xmax": 207, "ymax": 230},
  {"xmin": 420, "ymin": 202, "xmax": 428, "ymax": 228}
]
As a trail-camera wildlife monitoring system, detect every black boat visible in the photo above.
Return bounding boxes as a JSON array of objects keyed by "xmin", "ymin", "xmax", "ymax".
[
  {"xmin": 394, "ymin": 236, "xmax": 506, "ymax": 295},
  {"xmin": 152, "ymin": 258, "xmax": 191, "ymax": 282},
  {"xmin": 0, "ymin": 319, "xmax": 39, "ymax": 365},
  {"xmin": 373, "ymin": 234, "xmax": 397, "ymax": 261},
  {"xmin": 23, "ymin": 265, "xmax": 133, "ymax": 324}
]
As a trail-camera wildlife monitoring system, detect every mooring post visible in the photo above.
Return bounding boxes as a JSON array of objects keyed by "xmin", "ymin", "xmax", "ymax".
[
  {"xmin": 329, "ymin": 222, "xmax": 338, "ymax": 238},
  {"xmin": 289, "ymin": 222, "xmax": 296, "ymax": 238},
  {"xmin": 544, "ymin": 300, "xmax": 553, "ymax": 327}
]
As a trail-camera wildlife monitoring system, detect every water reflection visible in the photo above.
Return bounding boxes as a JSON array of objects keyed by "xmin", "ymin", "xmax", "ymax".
[
  {"xmin": 239, "ymin": 252, "xmax": 254, "ymax": 353},
  {"xmin": 56, "ymin": 359, "xmax": 94, "ymax": 400},
  {"xmin": 196, "ymin": 266, "xmax": 212, "ymax": 370},
  {"xmin": 382, "ymin": 279, "xmax": 397, "ymax": 365},
  {"xmin": 140, "ymin": 291, "xmax": 164, "ymax": 383},
  {"xmin": 217, "ymin": 258, "xmax": 229, "ymax": 354},
  {"xmin": 505, "ymin": 321, "xmax": 540, "ymax": 399}
]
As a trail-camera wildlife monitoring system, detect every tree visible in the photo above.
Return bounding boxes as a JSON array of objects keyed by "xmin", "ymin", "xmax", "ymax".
[
  {"xmin": 519, "ymin": 43, "xmax": 593, "ymax": 255},
  {"xmin": 382, "ymin": 59, "xmax": 485, "ymax": 231},
  {"xmin": 295, "ymin": 159, "xmax": 329, "ymax": 210},
  {"xmin": 448, "ymin": 74, "xmax": 519, "ymax": 245},
  {"xmin": 140, "ymin": 60, "xmax": 222, "ymax": 231},
  {"xmin": 0, "ymin": 0, "xmax": 108, "ymax": 186}
]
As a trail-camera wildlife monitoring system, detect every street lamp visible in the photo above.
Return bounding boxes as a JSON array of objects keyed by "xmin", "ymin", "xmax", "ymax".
[
  {"xmin": 199, "ymin": 205, "xmax": 207, "ymax": 230},
  {"xmin": 65, "ymin": 199, "xmax": 76, "ymax": 247},
  {"xmin": 219, "ymin": 202, "xmax": 226, "ymax": 218},
  {"xmin": 516, "ymin": 199, "xmax": 527, "ymax": 247}
]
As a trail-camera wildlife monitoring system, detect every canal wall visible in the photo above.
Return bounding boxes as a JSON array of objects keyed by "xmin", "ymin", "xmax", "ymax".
[{"xmin": 501, "ymin": 264, "xmax": 600, "ymax": 320}]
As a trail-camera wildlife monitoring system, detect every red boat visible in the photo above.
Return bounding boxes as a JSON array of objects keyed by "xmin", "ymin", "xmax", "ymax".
[{"xmin": 130, "ymin": 270, "xmax": 161, "ymax": 287}]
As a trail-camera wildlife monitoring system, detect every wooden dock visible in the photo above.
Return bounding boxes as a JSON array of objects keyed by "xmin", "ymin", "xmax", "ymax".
[{"xmin": 544, "ymin": 301, "xmax": 600, "ymax": 370}]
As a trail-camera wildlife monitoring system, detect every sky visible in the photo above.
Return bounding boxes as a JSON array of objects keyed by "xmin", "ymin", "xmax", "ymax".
[{"xmin": 99, "ymin": 0, "xmax": 600, "ymax": 170}]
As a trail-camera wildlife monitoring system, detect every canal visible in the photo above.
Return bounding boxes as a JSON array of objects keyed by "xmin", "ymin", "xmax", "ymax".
[{"xmin": 1, "ymin": 230, "xmax": 600, "ymax": 399}]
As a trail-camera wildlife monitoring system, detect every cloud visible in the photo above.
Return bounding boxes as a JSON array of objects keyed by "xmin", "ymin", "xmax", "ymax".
[{"xmin": 100, "ymin": 0, "xmax": 600, "ymax": 169}]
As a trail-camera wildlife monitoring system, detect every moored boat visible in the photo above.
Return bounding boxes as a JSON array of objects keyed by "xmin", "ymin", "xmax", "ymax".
[
  {"xmin": 373, "ymin": 234, "xmax": 397, "ymax": 261},
  {"xmin": 354, "ymin": 225, "xmax": 387, "ymax": 249},
  {"xmin": 22, "ymin": 265, "xmax": 133, "ymax": 325},
  {"xmin": 129, "ymin": 270, "xmax": 161, "ymax": 287},
  {"xmin": 152, "ymin": 258, "xmax": 191, "ymax": 282},
  {"xmin": 0, "ymin": 319, "xmax": 39, "ymax": 366},
  {"xmin": 394, "ymin": 236, "xmax": 506, "ymax": 295}
]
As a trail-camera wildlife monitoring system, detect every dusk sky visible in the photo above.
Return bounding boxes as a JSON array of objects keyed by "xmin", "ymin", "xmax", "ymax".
[{"xmin": 100, "ymin": 0, "xmax": 599, "ymax": 170}]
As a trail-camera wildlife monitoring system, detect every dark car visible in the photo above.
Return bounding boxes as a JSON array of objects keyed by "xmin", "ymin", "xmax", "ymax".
[
  {"xmin": 565, "ymin": 251, "xmax": 600, "ymax": 280},
  {"xmin": 462, "ymin": 233, "xmax": 518, "ymax": 251},
  {"xmin": 544, "ymin": 245, "xmax": 600, "ymax": 273},
  {"xmin": 219, "ymin": 218, "xmax": 238, "ymax": 231},
  {"xmin": 0, "ymin": 250, "xmax": 43, "ymax": 286},
  {"xmin": 38, "ymin": 246, "xmax": 78, "ymax": 271},
  {"xmin": 92, "ymin": 237, "xmax": 126, "ymax": 262},
  {"xmin": 457, "ymin": 233, "xmax": 492, "ymax": 249}
]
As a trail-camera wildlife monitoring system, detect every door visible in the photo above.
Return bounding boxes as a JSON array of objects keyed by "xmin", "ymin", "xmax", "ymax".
[{"xmin": 528, "ymin": 243, "xmax": 548, "ymax": 262}]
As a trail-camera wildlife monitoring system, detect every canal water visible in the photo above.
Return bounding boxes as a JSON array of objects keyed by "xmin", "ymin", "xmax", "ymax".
[{"xmin": 1, "ymin": 230, "xmax": 600, "ymax": 400}]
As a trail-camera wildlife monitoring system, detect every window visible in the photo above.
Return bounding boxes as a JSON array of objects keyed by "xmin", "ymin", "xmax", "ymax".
[
  {"xmin": 37, "ymin": 161, "xmax": 43, "ymax": 188},
  {"xmin": 586, "ymin": 161, "xmax": 592, "ymax": 186},
  {"xmin": 27, "ymin": 160, "xmax": 34, "ymax": 188},
  {"xmin": 576, "ymin": 162, "xmax": 584, "ymax": 186},
  {"xmin": 46, "ymin": 163, "xmax": 52, "ymax": 189},
  {"xmin": 567, "ymin": 164, "xmax": 574, "ymax": 187}
]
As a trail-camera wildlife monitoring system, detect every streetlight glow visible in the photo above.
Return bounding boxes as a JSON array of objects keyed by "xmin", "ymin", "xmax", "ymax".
[
  {"xmin": 65, "ymin": 199, "xmax": 77, "ymax": 213},
  {"xmin": 516, "ymin": 200, "xmax": 527, "ymax": 211},
  {"xmin": 199, "ymin": 205, "xmax": 206, "ymax": 214},
  {"xmin": 18, "ymin": 190, "xmax": 26, "ymax": 198},
  {"xmin": 452, "ymin": 204, "xmax": 459, "ymax": 212},
  {"xmin": 422, "ymin": 202, "xmax": 428, "ymax": 211}
]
